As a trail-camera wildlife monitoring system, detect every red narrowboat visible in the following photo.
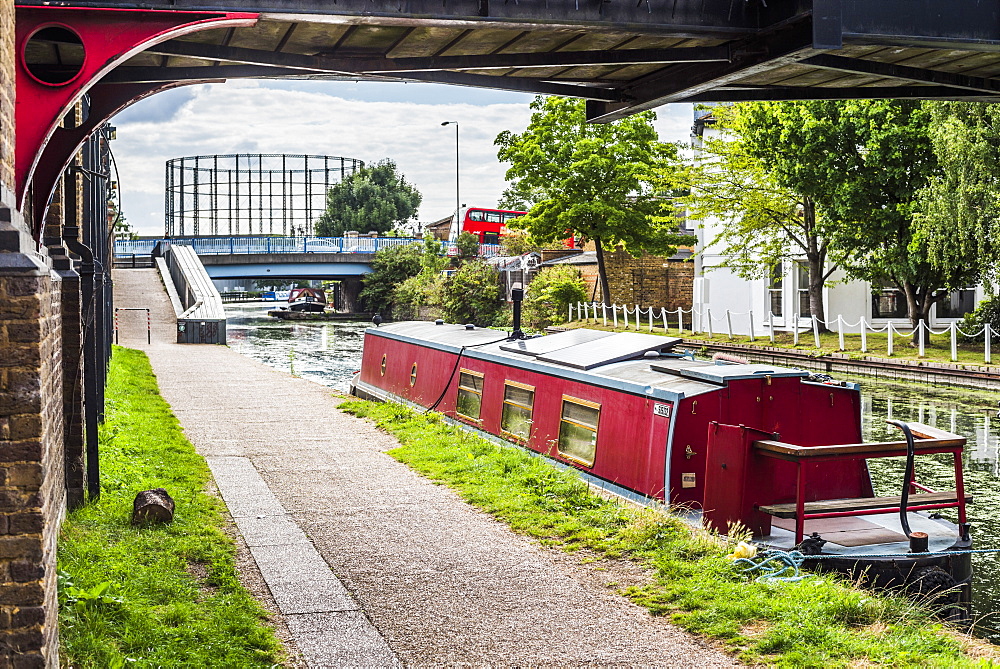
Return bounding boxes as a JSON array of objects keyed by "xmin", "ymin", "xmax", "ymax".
[{"xmin": 351, "ymin": 321, "xmax": 973, "ymax": 607}]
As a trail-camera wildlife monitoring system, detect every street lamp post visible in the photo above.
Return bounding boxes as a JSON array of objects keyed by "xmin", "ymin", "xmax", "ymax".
[{"xmin": 441, "ymin": 121, "xmax": 459, "ymax": 237}]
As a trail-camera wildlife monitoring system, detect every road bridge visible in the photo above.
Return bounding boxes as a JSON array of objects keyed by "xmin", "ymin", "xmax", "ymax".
[
  {"xmin": 114, "ymin": 236, "xmax": 503, "ymax": 279},
  {"xmin": 10, "ymin": 0, "xmax": 1000, "ymax": 665}
]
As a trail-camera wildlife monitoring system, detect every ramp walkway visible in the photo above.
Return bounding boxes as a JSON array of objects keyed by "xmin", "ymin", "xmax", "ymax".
[
  {"xmin": 112, "ymin": 268, "xmax": 736, "ymax": 667},
  {"xmin": 154, "ymin": 243, "xmax": 226, "ymax": 344}
]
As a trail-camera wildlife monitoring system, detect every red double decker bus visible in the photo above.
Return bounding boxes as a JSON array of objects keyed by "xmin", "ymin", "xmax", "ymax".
[
  {"xmin": 450, "ymin": 206, "xmax": 575, "ymax": 248},
  {"xmin": 450, "ymin": 207, "xmax": 526, "ymax": 245}
]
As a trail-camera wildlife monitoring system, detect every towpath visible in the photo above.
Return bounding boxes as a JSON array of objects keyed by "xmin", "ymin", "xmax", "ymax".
[{"xmin": 112, "ymin": 268, "xmax": 736, "ymax": 667}]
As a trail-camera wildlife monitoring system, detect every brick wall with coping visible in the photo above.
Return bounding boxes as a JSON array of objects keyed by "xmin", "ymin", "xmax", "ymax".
[
  {"xmin": 603, "ymin": 249, "xmax": 694, "ymax": 310},
  {"xmin": 0, "ymin": 210, "xmax": 65, "ymax": 668}
]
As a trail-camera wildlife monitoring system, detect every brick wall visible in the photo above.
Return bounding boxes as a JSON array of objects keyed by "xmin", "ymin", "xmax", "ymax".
[
  {"xmin": 0, "ymin": 263, "xmax": 65, "ymax": 669},
  {"xmin": 601, "ymin": 249, "xmax": 694, "ymax": 310},
  {"xmin": 0, "ymin": 8, "xmax": 69, "ymax": 663}
]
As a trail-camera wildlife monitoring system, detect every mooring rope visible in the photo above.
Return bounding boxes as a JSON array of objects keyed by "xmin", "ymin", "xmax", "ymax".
[
  {"xmin": 733, "ymin": 547, "xmax": 1000, "ymax": 583},
  {"xmin": 732, "ymin": 550, "xmax": 810, "ymax": 583}
]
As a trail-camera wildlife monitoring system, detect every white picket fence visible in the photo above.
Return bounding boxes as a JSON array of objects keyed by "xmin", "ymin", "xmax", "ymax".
[{"xmin": 568, "ymin": 301, "xmax": 996, "ymax": 364}]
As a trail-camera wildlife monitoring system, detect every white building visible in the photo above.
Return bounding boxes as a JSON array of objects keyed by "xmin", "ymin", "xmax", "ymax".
[{"xmin": 689, "ymin": 109, "xmax": 980, "ymax": 337}]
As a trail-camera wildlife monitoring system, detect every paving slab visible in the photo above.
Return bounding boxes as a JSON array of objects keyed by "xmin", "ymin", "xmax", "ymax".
[{"xmin": 113, "ymin": 268, "xmax": 738, "ymax": 667}]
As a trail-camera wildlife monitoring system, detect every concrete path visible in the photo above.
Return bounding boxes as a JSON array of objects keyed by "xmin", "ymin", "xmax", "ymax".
[{"xmin": 113, "ymin": 268, "xmax": 736, "ymax": 667}]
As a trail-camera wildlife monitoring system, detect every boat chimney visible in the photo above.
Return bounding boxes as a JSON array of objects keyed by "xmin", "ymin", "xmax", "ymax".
[{"xmin": 510, "ymin": 282, "xmax": 525, "ymax": 340}]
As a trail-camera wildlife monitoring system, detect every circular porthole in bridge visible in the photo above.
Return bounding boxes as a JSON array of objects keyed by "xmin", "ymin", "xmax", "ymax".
[{"xmin": 22, "ymin": 25, "xmax": 86, "ymax": 86}]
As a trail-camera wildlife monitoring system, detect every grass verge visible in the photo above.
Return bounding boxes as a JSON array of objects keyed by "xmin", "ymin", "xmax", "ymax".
[
  {"xmin": 58, "ymin": 346, "xmax": 286, "ymax": 668},
  {"xmin": 341, "ymin": 398, "xmax": 998, "ymax": 667}
]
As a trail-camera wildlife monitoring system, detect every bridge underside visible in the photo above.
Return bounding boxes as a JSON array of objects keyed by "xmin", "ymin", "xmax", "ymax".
[
  {"xmin": 204, "ymin": 262, "xmax": 371, "ymax": 280},
  {"xmin": 21, "ymin": 0, "xmax": 1000, "ymax": 127}
]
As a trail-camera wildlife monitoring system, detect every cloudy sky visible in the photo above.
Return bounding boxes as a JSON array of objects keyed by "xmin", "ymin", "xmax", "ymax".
[{"xmin": 111, "ymin": 79, "xmax": 695, "ymax": 237}]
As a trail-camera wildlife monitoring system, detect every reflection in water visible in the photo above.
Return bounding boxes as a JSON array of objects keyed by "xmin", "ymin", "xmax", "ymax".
[
  {"xmin": 859, "ymin": 380, "xmax": 1000, "ymax": 640},
  {"xmin": 224, "ymin": 302, "xmax": 368, "ymax": 392},
  {"xmin": 224, "ymin": 304, "xmax": 1000, "ymax": 640}
]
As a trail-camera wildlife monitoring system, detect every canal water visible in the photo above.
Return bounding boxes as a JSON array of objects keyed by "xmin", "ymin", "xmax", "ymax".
[
  {"xmin": 225, "ymin": 302, "xmax": 369, "ymax": 391},
  {"xmin": 226, "ymin": 301, "xmax": 1000, "ymax": 639}
]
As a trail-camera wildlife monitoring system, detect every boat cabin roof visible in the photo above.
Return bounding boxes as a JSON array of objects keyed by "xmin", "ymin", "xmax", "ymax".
[{"xmin": 371, "ymin": 322, "xmax": 810, "ymax": 402}]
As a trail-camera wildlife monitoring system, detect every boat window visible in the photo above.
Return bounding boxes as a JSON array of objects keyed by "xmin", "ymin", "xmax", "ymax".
[
  {"xmin": 558, "ymin": 397, "xmax": 600, "ymax": 467},
  {"xmin": 409, "ymin": 363, "xmax": 418, "ymax": 387},
  {"xmin": 380, "ymin": 354, "xmax": 387, "ymax": 376},
  {"xmin": 501, "ymin": 381, "xmax": 534, "ymax": 440},
  {"xmin": 456, "ymin": 370, "xmax": 484, "ymax": 420}
]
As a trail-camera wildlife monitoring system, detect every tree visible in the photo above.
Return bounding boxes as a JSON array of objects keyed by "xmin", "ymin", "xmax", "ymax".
[
  {"xmin": 392, "ymin": 237, "xmax": 450, "ymax": 319},
  {"xmin": 358, "ymin": 242, "xmax": 423, "ymax": 317},
  {"xmin": 314, "ymin": 160, "xmax": 422, "ymax": 237},
  {"xmin": 681, "ymin": 105, "xmax": 844, "ymax": 327},
  {"xmin": 441, "ymin": 261, "xmax": 504, "ymax": 326},
  {"xmin": 495, "ymin": 96, "xmax": 690, "ymax": 302},
  {"xmin": 522, "ymin": 265, "xmax": 587, "ymax": 329},
  {"xmin": 108, "ymin": 199, "xmax": 136, "ymax": 239},
  {"xmin": 914, "ymin": 102, "xmax": 1000, "ymax": 291},
  {"xmin": 688, "ymin": 100, "xmax": 951, "ymax": 337}
]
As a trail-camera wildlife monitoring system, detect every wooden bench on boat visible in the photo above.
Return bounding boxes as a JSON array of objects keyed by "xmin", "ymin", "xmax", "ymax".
[{"xmin": 753, "ymin": 423, "xmax": 968, "ymax": 544}]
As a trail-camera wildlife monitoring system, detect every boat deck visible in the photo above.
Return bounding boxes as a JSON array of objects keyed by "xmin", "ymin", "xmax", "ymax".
[{"xmin": 681, "ymin": 509, "xmax": 962, "ymax": 557}]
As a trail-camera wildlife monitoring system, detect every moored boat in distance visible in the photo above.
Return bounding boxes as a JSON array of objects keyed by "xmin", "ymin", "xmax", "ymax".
[
  {"xmin": 287, "ymin": 287, "xmax": 327, "ymax": 313},
  {"xmin": 351, "ymin": 318, "xmax": 974, "ymax": 613}
]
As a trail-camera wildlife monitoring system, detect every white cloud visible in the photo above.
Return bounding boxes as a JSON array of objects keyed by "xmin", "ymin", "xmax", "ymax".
[{"xmin": 111, "ymin": 80, "xmax": 692, "ymax": 237}]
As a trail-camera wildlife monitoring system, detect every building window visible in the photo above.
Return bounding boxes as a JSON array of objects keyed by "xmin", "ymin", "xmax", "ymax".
[
  {"xmin": 558, "ymin": 397, "xmax": 600, "ymax": 467},
  {"xmin": 937, "ymin": 289, "xmax": 977, "ymax": 319},
  {"xmin": 456, "ymin": 370, "xmax": 484, "ymax": 421},
  {"xmin": 409, "ymin": 363, "xmax": 418, "ymax": 387},
  {"xmin": 501, "ymin": 381, "xmax": 534, "ymax": 440},
  {"xmin": 871, "ymin": 284, "xmax": 908, "ymax": 319},
  {"xmin": 796, "ymin": 262, "xmax": 811, "ymax": 317},
  {"xmin": 768, "ymin": 265, "xmax": 783, "ymax": 317}
]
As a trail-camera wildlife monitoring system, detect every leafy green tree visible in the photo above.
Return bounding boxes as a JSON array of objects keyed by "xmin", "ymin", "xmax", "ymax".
[
  {"xmin": 359, "ymin": 242, "xmax": 423, "ymax": 317},
  {"xmin": 682, "ymin": 106, "xmax": 841, "ymax": 326},
  {"xmin": 315, "ymin": 160, "xmax": 422, "ymax": 237},
  {"xmin": 500, "ymin": 232, "xmax": 541, "ymax": 257},
  {"xmin": 392, "ymin": 236, "xmax": 450, "ymax": 319},
  {"xmin": 690, "ymin": 100, "xmax": 952, "ymax": 337},
  {"xmin": 454, "ymin": 231, "xmax": 480, "ymax": 260},
  {"xmin": 914, "ymin": 102, "xmax": 1000, "ymax": 290},
  {"xmin": 522, "ymin": 265, "xmax": 587, "ymax": 329},
  {"xmin": 109, "ymin": 199, "xmax": 136, "ymax": 239},
  {"xmin": 441, "ymin": 261, "xmax": 503, "ymax": 326},
  {"xmin": 495, "ymin": 96, "xmax": 689, "ymax": 302},
  {"xmin": 497, "ymin": 180, "xmax": 543, "ymax": 211}
]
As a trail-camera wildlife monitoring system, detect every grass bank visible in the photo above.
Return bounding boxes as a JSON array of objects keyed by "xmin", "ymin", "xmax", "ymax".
[
  {"xmin": 561, "ymin": 319, "xmax": 998, "ymax": 368},
  {"xmin": 341, "ymin": 398, "xmax": 998, "ymax": 667},
  {"xmin": 58, "ymin": 347, "xmax": 286, "ymax": 667}
]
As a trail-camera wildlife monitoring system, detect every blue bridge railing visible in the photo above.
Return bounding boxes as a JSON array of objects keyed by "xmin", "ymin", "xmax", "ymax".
[{"xmin": 114, "ymin": 236, "xmax": 503, "ymax": 258}]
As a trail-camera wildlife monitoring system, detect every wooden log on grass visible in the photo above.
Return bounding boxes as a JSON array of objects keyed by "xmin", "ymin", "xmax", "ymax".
[{"xmin": 132, "ymin": 488, "xmax": 175, "ymax": 525}]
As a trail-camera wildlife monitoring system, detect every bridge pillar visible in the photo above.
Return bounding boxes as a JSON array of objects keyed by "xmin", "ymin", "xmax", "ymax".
[{"xmin": 340, "ymin": 277, "xmax": 364, "ymax": 314}]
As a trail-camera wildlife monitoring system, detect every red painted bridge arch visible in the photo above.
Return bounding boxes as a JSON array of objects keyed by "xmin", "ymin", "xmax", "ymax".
[{"xmin": 15, "ymin": 5, "xmax": 257, "ymax": 234}]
